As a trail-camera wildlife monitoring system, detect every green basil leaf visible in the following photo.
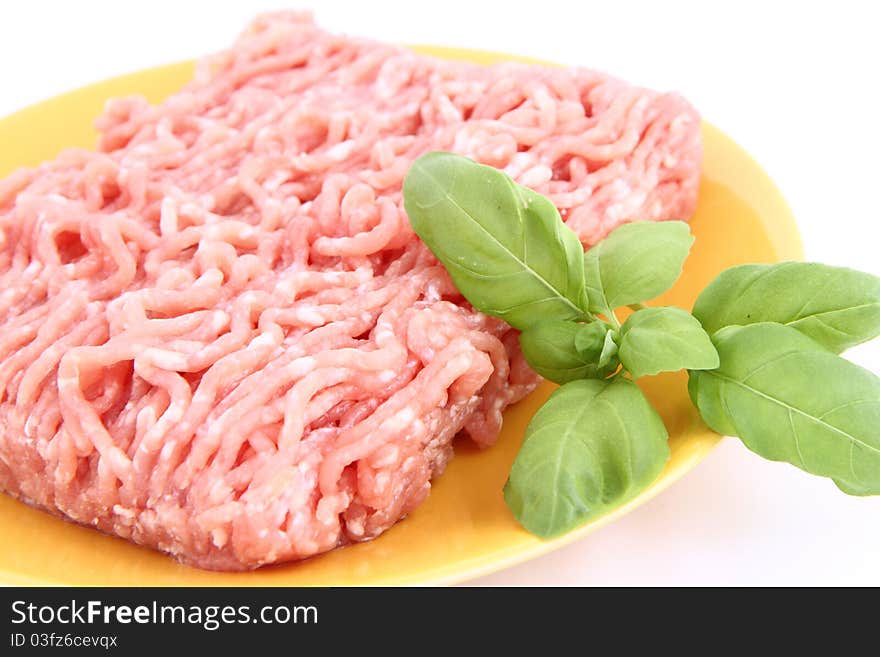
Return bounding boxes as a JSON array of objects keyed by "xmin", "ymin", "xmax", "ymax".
[
  {"xmin": 692, "ymin": 262, "xmax": 880, "ymax": 353},
  {"xmin": 688, "ymin": 322, "xmax": 880, "ymax": 495},
  {"xmin": 583, "ymin": 220, "xmax": 694, "ymax": 314},
  {"xmin": 576, "ymin": 322, "xmax": 621, "ymax": 377},
  {"xmin": 597, "ymin": 329, "xmax": 619, "ymax": 370},
  {"xmin": 504, "ymin": 378, "xmax": 670, "ymax": 538},
  {"xmin": 519, "ymin": 321, "xmax": 616, "ymax": 384},
  {"xmin": 619, "ymin": 306, "xmax": 719, "ymax": 378},
  {"xmin": 573, "ymin": 321, "xmax": 608, "ymax": 363},
  {"xmin": 403, "ymin": 151, "xmax": 588, "ymax": 330},
  {"xmin": 519, "ymin": 321, "xmax": 608, "ymax": 384}
]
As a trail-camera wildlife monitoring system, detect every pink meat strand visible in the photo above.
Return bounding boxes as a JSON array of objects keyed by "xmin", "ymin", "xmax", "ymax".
[{"xmin": 0, "ymin": 11, "xmax": 701, "ymax": 570}]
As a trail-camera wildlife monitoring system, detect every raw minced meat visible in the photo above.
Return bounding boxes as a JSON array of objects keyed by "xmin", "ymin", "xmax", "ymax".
[{"xmin": 0, "ymin": 11, "xmax": 701, "ymax": 570}]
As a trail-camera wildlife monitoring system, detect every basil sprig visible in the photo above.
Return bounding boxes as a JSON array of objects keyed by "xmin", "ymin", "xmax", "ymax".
[{"xmin": 403, "ymin": 151, "xmax": 880, "ymax": 539}]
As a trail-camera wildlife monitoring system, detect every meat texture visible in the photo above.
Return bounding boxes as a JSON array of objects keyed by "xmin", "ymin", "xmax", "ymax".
[{"xmin": 0, "ymin": 12, "xmax": 701, "ymax": 569}]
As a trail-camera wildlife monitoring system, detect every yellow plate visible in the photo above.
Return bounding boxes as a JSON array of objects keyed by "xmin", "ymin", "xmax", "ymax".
[{"xmin": 0, "ymin": 47, "xmax": 801, "ymax": 586}]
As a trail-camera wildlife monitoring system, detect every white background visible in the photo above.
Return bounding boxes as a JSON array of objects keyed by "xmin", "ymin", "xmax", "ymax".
[{"xmin": 1, "ymin": 0, "xmax": 878, "ymax": 585}]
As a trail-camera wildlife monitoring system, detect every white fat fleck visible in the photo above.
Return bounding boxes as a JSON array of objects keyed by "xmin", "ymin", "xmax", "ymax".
[
  {"xmin": 275, "ymin": 279, "xmax": 297, "ymax": 299},
  {"xmin": 371, "ymin": 445, "xmax": 399, "ymax": 468},
  {"xmin": 505, "ymin": 152, "xmax": 534, "ymax": 178},
  {"xmin": 211, "ymin": 310, "xmax": 230, "ymax": 331},
  {"xmin": 179, "ymin": 202, "xmax": 202, "ymax": 215},
  {"xmin": 347, "ymin": 517, "xmax": 365, "ymax": 537},
  {"xmin": 136, "ymin": 406, "xmax": 157, "ymax": 431},
  {"xmin": 519, "ymin": 164, "xmax": 553, "ymax": 188},
  {"xmin": 204, "ymin": 225, "xmax": 224, "ymax": 241},
  {"xmin": 295, "ymin": 307, "xmax": 325, "ymax": 326},
  {"xmin": 264, "ymin": 171, "xmax": 289, "ymax": 190},
  {"xmin": 374, "ymin": 327, "xmax": 393, "ymax": 342},
  {"xmin": 24, "ymin": 260, "xmax": 42, "ymax": 276},
  {"xmin": 255, "ymin": 125, "xmax": 275, "ymax": 144},
  {"xmin": 670, "ymin": 114, "xmax": 689, "ymax": 135},
  {"xmin": 288, "ymin": 357, "xmax": 316, "ymax": 378},
  {"xmin": 384, "ymin": 407, "xmax": 416, "ymax": 433},
  {"xmin": 197, "ymin": 194, "xmax": 215, "ymax": 211},
  {"xmin": 444, "ymin": 124, "xmax": 472, "ymax": 151},
  {"xmin": 249, "ymin": 332, "xmax": 277, "ymax": 350},
  {"xmin": 240, "ymin": 291, "xmax": 260, "ymax": 306},
  {"xmin": 611, "ymin": 178, "xmax": 631, "ymax": 199},
  {"xmin": 605, "ymin": 205, "xmax": 622, "ymax": 222},
  {"xmin": 613, "ymin": 191, "xmax": 646, "ymax": 222},
  {"xmin": 211, "ymin": 528, "xmax": 229, "ymax": 549},
  {"xmin": 424, "ymin": 282, "xmax": 441, "ymax": 302},
  {"xmin": 113, "ymin": 505, "xmax": 137, "ymax": 520},
  {"xmin": 196, "ymin": 268, "xmax": 224, "ymax": 287},
  {"xmin": 326, "ymin": 140, "xmax": 355, "ymax": 161},
  {"xmin": 57, "ymin": 373, "xmax": 78, "ymax": 389},
  {"xmin": 208, "ymin": 479, "xmax": 230, "ymax": 501},
  {"xmin": 142, "ymin": 348, "xmax": 189, "ymax": 371},
  {"xmin": 165, "ymin": 405, "xmax": 184, "ymax": 423}
]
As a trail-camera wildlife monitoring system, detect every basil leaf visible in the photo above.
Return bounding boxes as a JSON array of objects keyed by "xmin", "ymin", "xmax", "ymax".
[
  {"xmin": 619, "ymin": 306, "xmax": 719, "ymax": 378},
  {"xmin": 572, "ymin": 323, "xmax": 621, "ymax": 376},
  {"xmin": 688, "ymin": 322, "xmax": 880, "ymax": 494},
  {"xmin": 403, "ymin": 151, "xmax": 588, "ymax": 330},
  {"xmin": 692, "ymin": 262, "xmax": 880, "ymax": 353},
  {"xmin": 518, "ymin": 321, "xmax": 619, "ymax": 384},
  {"xmin": 519, "ymin": 321, "xmax": 610, "ymax": 384},
  {"xmin": 571, "ymin": 321, "xmax": 620, "ymax": 376},
  {"xmin": 573, "ymin": 321, "xmax": 608, "ymax": 363},
  {"xmin": 504, "ymin": 378, "xmax": 670, "ymax": 538},
  {"xmin": 597, "ymin": 329, "xmax": 619, "ymax": 371},
  {"xmin": 583, "ymin": 220, "xmax": 694, "ymax": 315}
]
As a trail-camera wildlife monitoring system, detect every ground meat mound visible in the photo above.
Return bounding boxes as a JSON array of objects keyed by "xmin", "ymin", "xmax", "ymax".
[{"xmin": 0, "ymin": 11, "xmax": 701, "ymax": 570}]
